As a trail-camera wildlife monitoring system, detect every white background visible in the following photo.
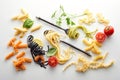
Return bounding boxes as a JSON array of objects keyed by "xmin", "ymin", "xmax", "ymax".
[{"xmin": 0, "ymin": 0, "xmax": 120, "ymax": 80}]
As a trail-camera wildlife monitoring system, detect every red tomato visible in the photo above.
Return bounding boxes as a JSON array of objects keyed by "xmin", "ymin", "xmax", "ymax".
[
  {"xmin": 48, "ymin": 56, "xmax": 58, "ymax": 67},
  {"xmin": 95, "ymin": 32, "xmax": 106, "ymax": 43},
  {"xmin": 104, "ymin": 26, "xmax": 114, "ymax": 36}
]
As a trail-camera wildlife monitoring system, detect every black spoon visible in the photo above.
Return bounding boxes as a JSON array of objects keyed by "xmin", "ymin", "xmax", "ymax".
[
  {"xmin": 60, "ymin": 40, "xmax": 91, "ymax": 57},
  {"xmin": 36, "ymin": 17, "xmax": 69, "ymax": 34}
]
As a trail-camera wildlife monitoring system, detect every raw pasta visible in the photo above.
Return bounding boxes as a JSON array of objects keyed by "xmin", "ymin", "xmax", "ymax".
[
  {"xmin": 44, "ymin": 30, "xmax": 72, "ymax": 64},
  {"xmin": 63, "ymin": 52, "xmax": 114, "ymax": 72},
  {"xmin": 68, "ymin": 26, "xmax": 97, "ymax": 39}
]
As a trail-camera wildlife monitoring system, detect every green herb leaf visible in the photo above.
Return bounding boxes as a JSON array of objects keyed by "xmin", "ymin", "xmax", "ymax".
[
  {"xmin": 71, "ymin": 21, "xmax": 75, "ymax": 25},
  {"xmin": 60, "ymin": 13, "xmax": 67, "ymax": 17},
  {"xmin": 56, "ymin": 17, "xmax": 62, "ymax": 26},
  {"xmin": 60, "ymin": 5, "xmax": 65, "ymax": 12},
  {"xmin": 46, "ymin": 47, "xmax": 57, "ymax": 56},
  {"xmin": 23, "ymin": 18, "xmax": 34, "ymax": 28},
  {"xmin": 51, "ymin": 11, "xmax": 57, "ymax": 18},
  {"xmin": 66, "ymin": 17, "xmax": 71, "ymax": 25}
]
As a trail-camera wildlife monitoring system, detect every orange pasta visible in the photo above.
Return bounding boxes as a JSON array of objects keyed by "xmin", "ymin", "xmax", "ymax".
[
  {"xmin": 24, "ymin": 58, "xmax": 32, "ymax": 63},
  {"xmin": 14, "ymin": 40, "xmax": 22, "ymax": 49},
  {"xmin": 17, "ymin": 44, "xmax": 28, "ymax": 49},
  {"xmin": 19, "ymin": 64, "xmax": 26, "ymax": 70},
  {"xmin": 34, "ymin": 55, "xmax": 40, "ymax": 62},
  {"xmin": 13, "ymin": 61, "xmax": 26, "ymax": 71},
  {"xmin": 34, "ymin": 55, "xmax": 45, "ymax": 63},
  {"xmin": 5, "ymin": 51, "xmax": 15, "ymax": 60},
  {"xmin": 13, "ymin": 59, "xmax": 25, "ymax": 67},
  {"xmin": 16, "ymin": 51, "xmax": 25, "ymax": 59},
  {"xmin": 8, "ymin": 37, "xmax": 16, "ymax": 47}
]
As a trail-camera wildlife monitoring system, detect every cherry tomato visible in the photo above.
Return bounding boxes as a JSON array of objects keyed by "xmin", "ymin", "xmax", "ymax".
[
  {"xmin": 48, "ymin": 56, "xmax": 58, "ymax": 67},
  {"xmin": 104, "ymin": 26, "xmax": 114, "ymax": 36},
  {"xmin": 95, "ymin": 32, "xmax": 106, "ymax": 43}
]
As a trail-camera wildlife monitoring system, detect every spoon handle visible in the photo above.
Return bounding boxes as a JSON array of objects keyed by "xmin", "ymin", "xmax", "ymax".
[
  {"xmin": 60, "ymin": 40, "xmax": 91, "ymax": 57},
  {"xmin": 36, "ymin": 17, "xmax": 65, "ymax": 31}
]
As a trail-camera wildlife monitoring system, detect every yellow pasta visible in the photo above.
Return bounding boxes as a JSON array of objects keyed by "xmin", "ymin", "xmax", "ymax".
[
  {"xmin": 82, "ymin": 38, "xmax": 92, "ymax": 46},
  {"xmin": 14, "ymin": 27, "xmax": 27, "ymax": 32},
  {"xmin": 30, "ymin": 25, "xmax": 41, "ymax": 32},
  {"xmin": 96, "ymin": 13, "xmax": 109, "ymax": 26},
  {"xmin": 93, "ymin": 43, "xmax": 101, "ymax": 54},
  {"xmin": 44, "ymin": 30, "xmax": 72, "ymax": 64},
  {"xmin": 14, "ymin": 30, "xmax": 21, "ymax": 36},
  {"xmin": 85, "ymin": 43, "xmax": 94, "ymax": 51},
  {"xmin": 63, "ymin": 52, "xmax": 114, "ymax": 72},
  {"xmin": 93, "ymin": 55, "xmax": 103, "ymax": 61},
  {"xmin": 19, "ymin": 32, "xmax": 26, "ymax": 38},
  {"xmin": 79, "ymin": 9, "xmax": 95, "ymax": 25},
  {"xmin": 83, "ymin": 38, "xmax": 101, "ymax": 54},
  {"xmin": 94, "ymin": 40, "xmax": 102, "ymax": 47},
  {"xmin": 33, "ymin": 38, "xmax": 43, "ymax": 46},
  {"xmin": 21, "ymin": 8, "xmax": 27, "ymax": 15}
]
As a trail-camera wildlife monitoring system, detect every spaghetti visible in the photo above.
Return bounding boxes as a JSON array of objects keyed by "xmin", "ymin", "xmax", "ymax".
[{"xmin": 44, "ymin": 30, "xmax": 72, "ymax": 64}]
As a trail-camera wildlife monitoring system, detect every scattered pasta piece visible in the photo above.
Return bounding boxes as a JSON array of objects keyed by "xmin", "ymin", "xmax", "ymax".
[
  {"xmin": 93, "ymin": 55, "xmax": 103, "ymax": 61},
  {"xmin": 63, "ymin": 52, "xmax": 114, "ymax": 72},
  {"xmin": 23, "ymin": 57, "xmax": 32, "ymax": 63},
  {"xmin": 96, "ymin": 13, "xmax": 109, "ymax": 26},
  {"xmin": 13, "ymin": 40, "xmax": 22, "ymax": 49},
  {"xmin": 12, "ymin": 9, "xmax": 29, "ymax": 21},
  {"xmin": 16, "ymin": 51, "xmax": 25, "ymax": 59},
  {"xmin": 5, "ymin": 51, "xmax": 15, "ymax": 60},
  {"xmin": 34, "ymin": 55, "xmax": 45, "ymax": 63},
  {"xmin": 13, "ymin": 59, "xmax": 25, "ymax": 67},
  {"xmin": 17, "ymin": 43, "xmax": 28, "ymax": 49},
  {"xmin": 83, "ymin": 38, "xmax": 102, "ymax": 54},
  {"xmin": 13, "ymin": 57, "xmax": 32, "ymax": 71},
  {"xmin": 30, "ymin": 24, "xmax": 41, "ymax": 32},
  {"xmin": 79, "ymin": 9, "xmax": 95, "ymax": 25},
  {"xmin": 63, "ymin": 62, "xmax": 76, "ymax": 71},
  {"xmin": 14, "ymin": 27, "xmax": 27, "ymax": 33},
  {"xmin": 8, "ymin": 37, "xmax": 16, "ymax": 47}
]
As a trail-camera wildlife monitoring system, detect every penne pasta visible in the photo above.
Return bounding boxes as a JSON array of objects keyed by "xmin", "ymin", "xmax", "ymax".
[
  {"xmin": 17, "ymin": 43, "xmax": 28, "ymax": 49},
  {"xmin": 8, "ymin": 37, "xmax": 16, "ymax": 47},
  {"xmin": 85, "ymin": 43, "xmax": 94, "ymax": 51},
  {"xmin": 24, "ymin": 58, "xmax": 32, "ymax": 63},
  {"xmin": 13, "ymin": 40, "xmax": 22, "ymax": 49},
  {"xmin": 16, "ymin": 51, "xmax": 25, "ymax": 59},
  {"xmin": 82, "ymin": 38, "xmax": 92, "ymax": 46},
  {"xmin": 21, "ymin": 8, "xmax": 27, "ymax": 15},
  {"xmin": 30, "ymin": 25, "xmax": 41, "ymax": 32},
  {"xmin": 14, "ymin": 27, "xmax": 27, "ymax": 32},
  {"xmin": 19, "ymin": 32, "xmax": 26, "ymax": 38},
  {"xmin": 5, "ymin": 51, "xmax": 15, "ymax": 60},
  {"xmin": 12, "ymin": 15, "xmax": 18, "ymax": 20},
  {"xmin": 93, "ymin": 43, "xmax": 101, "ymax": 54}
]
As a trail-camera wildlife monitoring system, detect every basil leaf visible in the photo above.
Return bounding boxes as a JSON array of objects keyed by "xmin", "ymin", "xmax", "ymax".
[
  {"xmin": 23, "ymin": 18, "xmax": 34, "ymax": 28},
  {"xmin": 46, "ymin": 47, "xmax": 57, "ymax": 56}
]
